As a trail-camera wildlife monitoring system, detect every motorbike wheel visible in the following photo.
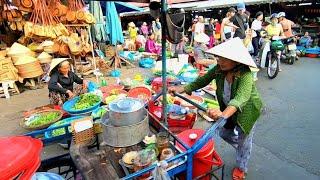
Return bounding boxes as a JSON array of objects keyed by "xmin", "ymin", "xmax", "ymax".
[{"xmin": 267, "ymin": 52, "xmax": 279, "ymax": 79}]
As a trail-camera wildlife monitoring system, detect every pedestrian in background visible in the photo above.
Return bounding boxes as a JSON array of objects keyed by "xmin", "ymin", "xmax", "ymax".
[
  {"xmin": 189, "ymin": 18, "xmax": 198, "ymax": 46},
  {"xmin": 208, "ymin": 18, "xmax": 216, "ymax": 48},
  {"xmin": 128, "ymin": 22, "xmax": 138, "ymax": 42},
  {"xmin": 140, "ymin": 22, "xmax": 149, "ymax": 38},
  {"xmin": 152, "ymin": 18, "xmax": 162, "ymax": 42},
  {"xmin": 221, "ymin": 8, "xmax": 238, "ymax": 42},
  {"xmin": 251, "ymin": 11, "xmax": 264, "ymax": 58},
  {"xmin": 230, "ymin": 2, "xmax": 249, "ymax": 39},
  {"xmin": 214, "ymin": 19, "xmax": 222, "ymax": 43},
  {"xmin": 195, "ymin": 16, "xmax": 205, "ymax": 35}
]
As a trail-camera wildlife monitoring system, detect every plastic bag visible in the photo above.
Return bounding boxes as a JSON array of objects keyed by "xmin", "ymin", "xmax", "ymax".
[
  {"xmin": 87, "ymin": 81, "xmax": 99, "ymax": 92},
  {"xmin": 177, "ymin": 64, "xmax": 198, "ymax": 82},
  {"xmin": 139, "ymin": 58, "xmax": 155, "ymax": 68},
  {"xmin": 152, "ymin": 161, "xmax": 171, "ymax": 180}
]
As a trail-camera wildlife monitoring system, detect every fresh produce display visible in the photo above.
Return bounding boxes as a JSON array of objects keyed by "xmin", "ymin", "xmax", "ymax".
[
  {"xmin": 72, "ymin": 93, "xmax": 100, "ymax": 110},
  {"xmin": 26, "ymin": 112, "xmax": 60, "ymax": 128},
  {"xmin": 92, "ymin": 106, "xmax": 108, "ymax": 119},
  {"xmin": 51, "ymin": 120, "xmax": 71, "ymax": 137},
  {"xmin": 204, "ymin": 98, "xmax": 220, "ymax": 109}
]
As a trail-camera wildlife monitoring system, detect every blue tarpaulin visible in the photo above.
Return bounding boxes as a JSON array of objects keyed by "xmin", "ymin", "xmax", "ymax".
[{"xmin": 101, "ymin": 1, "xmax": 143, "ymax": 14}]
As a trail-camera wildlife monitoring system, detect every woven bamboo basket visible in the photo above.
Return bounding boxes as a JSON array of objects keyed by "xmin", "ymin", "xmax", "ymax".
[
  {"xmin": 59, "ymin": 43, "xmax": 70, "ymax": 57},
  {"xmin": 10, "ymin": 51, "xmax": 36, "ymax": 64},
  {"xmin": 20, "ymin": 109, "xmax": 63, "ymax": 131},
  {"xmin": 71, "ymin": 117, "xmax": 95, "ymax": 145},
  {"xmin": 0, "ymin": 50, "xmax": 6, "ymax": 58},
  {"xmin": 15, "ymin": 60, "xmax": 43, "ymax": 78},
  {"xmin": 0, "ymin": 57, "xmax": 18, "ymax": 81}
]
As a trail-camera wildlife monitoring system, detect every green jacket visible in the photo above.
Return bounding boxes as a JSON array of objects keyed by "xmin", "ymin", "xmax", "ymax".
[{"xmin": 184, "ymin": 65, "xmax": 263, "ymax": 135}]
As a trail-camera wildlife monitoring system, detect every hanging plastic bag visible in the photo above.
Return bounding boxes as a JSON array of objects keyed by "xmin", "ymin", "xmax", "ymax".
[
  {"xmin": 152, "ymin": 161, "xmax": 171, "ymax": 180},
  {"xmin": 88, "ymin": 81, "xmax": 99, "ymax": 92}
]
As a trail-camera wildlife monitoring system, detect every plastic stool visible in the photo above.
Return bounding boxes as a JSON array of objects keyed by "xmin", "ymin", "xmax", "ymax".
[{"xmin": 0, "ymin": 80, "xmax": 20, "ymax": 98}]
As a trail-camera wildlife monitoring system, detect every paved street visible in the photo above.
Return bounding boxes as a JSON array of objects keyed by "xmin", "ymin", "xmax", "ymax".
[
  {"xmin": 212, "ymin": 57, "xmax": 320, "ymax": 180},
  {"xmin": 0, "ymin": 58, "xmax": 319, "ymax": 179}
]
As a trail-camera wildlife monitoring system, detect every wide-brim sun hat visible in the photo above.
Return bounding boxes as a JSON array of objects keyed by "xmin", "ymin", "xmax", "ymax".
[
  {"xmin": 49, "ymin": 58, "xmax": 71, "ymax": 75},
  {"xmin": 206, "ymin": 37, "xmax": 257, "ymax": 68},
  {"xmin": 194, "ymin": 33, "xmax": 210, "ymax": 43},
  {"xmin": 128, "ymin": 22, "xmax": 136, "ymax": 27},
  {"xmin": 237, "ymin": 2, "xmax": 246, "ymax": 10}
]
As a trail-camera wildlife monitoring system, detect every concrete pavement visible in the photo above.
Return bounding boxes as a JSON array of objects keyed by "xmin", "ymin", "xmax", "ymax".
[{"xmin": 213, "ymin": 58, "xmax": 320, "ymax": 180}]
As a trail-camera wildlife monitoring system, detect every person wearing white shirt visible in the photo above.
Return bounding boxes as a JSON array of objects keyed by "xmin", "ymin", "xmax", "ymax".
[
  {"xmin": 251, "ymin": 11, "xmax": 263, "ymax": 57},
  {"xmin": 195, "ymin": 16, "xmax": 205, "ymax": 35}
]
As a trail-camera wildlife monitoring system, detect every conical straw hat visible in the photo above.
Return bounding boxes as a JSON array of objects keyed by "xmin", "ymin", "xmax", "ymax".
[
  {"xmin": 194, "ymin": 33, "xmax": 210, "ymax": 43},
  {"xmin": 49, "ymin": 58, "xmax": 71, "ymax": 75},
  {"xmin": 14, "ymin": 56, "xmax": 37, "ymax": 65},
  {"xmin": 206, "ymin": 37, "xmax": 257, "ymax": 68},
  {"xmin": 7, "ymin": 42, "xmax": 31, "ymax": 55},
  {"xmin": 38, "ymin": 52, "xmax": 52, "ymax": 59}
]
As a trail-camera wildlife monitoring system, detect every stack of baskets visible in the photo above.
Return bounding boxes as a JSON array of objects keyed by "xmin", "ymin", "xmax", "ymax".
[
  {"xmin": 14, "ymin": 56, "xmax": 43, "ymax": 79},
  {"xmin": 0, "ymin": 56, "xmax": 19, "ymax": 81},
  {"xmin": 7, "ymin": 43, "xmax": 36, "ymax": 64}
]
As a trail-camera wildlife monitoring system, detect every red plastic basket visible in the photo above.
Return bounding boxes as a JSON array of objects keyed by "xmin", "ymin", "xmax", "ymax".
[{"xmin": 148, "ymin": 100, "xmax": 197, "ymax": 134}]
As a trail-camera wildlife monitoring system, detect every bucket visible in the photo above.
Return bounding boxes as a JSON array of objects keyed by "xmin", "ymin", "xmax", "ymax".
[{"xmin": 176, "ymin": 129, "xmax": 223, "ymax": 180}]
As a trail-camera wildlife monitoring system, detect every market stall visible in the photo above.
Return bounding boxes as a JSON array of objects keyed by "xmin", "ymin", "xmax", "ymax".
[{"xmin": 0, "ymin": 0, "xmax": 97, "ymax": 95}]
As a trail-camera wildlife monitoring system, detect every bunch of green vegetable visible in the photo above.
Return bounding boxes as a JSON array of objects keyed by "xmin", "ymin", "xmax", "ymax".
[
  {"xmin": 51, "ymin": 121, "xmax": 71, "ymax": 137},
  {"xmin": 92, "ymin": 107, "xmax": 107, "ymax": 119},
  {"xmin": 72, "ymin": 93, "xmax": 100, "ymax": 110},
  {"xmin": 204, "ymin": 98, "xmax": 220, "ymax": 109},
  {"xmin": 27, "ymin": 112, "xmax": 60, "ymax": 128}
]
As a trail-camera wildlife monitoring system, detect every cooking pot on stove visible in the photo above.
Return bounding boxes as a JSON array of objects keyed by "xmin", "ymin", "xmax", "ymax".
[{"xmin": 108, "ymin": 97, "xmax": 146, "ymax": 126}]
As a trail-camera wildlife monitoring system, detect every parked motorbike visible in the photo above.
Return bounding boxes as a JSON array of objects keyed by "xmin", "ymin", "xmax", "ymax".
[
  {"xmin": 258, "ymin": 31, "xmax": 285, "ymax": 79},
  {"xmin": 281, "ymin": 37, "xmax": 298, "ymax": 65}
]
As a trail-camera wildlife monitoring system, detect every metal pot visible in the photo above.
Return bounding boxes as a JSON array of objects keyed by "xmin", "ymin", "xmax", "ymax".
[
  {"xmin": 108, "ymin": 97, "xmax": 146, "ymax": 126},
  {"xmin": 100, "ymin": 112, "xmax": 149, "ymax": 147}
]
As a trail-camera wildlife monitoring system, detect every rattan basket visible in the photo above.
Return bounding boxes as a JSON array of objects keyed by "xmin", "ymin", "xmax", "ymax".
[
  {"xmin": 20, "ymin": 109, "xmax": 63, "ymax": 131},
  {"xmin": 71, "ymin": 117, "xmax": 95, "ymax": 145}
]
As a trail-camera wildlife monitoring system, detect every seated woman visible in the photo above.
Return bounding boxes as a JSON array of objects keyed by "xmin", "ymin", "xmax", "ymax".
[
  {"xmin": 145, "ymin": 33, "xmax": 161, "ymax": 55},
  {"xmin": 193, "ymin": 33, "xmax": 217, "ymax": 68},
  {"xmin": 48, "ymin": 58, "xmax": 87, "ymax": 105}
]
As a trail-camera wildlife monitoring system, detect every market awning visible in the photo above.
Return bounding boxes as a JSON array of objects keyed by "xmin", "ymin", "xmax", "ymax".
[{"xmin": 114, "ymin": 1, "xmax": 144, "ymax": 13}]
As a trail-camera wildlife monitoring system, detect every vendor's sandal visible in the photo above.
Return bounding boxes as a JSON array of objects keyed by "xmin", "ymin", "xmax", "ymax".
[{"xmin": 232, "ymin": 168, "xmax": 246, "ymax": 180}]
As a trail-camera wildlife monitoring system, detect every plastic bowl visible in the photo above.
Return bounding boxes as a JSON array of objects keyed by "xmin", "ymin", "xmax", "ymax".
[
  {"xmin": 44, "ymin": 116, "xmax": 84, "ymax": 138},
  {"xmin": 128, "ymin": 87, "xmax": 152, "ymax": 102},
  {"xmin": 63, "ymin": 95, "xmax": 101, "ymax": 114}
]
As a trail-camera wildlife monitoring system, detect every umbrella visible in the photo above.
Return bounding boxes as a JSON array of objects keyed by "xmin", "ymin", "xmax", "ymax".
[
  {"xmin": 105, "ymin": 1, "xmax": 124, "ymax": 45},
  {"xmin": 90, "ymin": 1, "xmax": 107, "ymax": 42},
  {"xmin": 105, "ymin": 1, "xmax": 134, "ymax": 69}
]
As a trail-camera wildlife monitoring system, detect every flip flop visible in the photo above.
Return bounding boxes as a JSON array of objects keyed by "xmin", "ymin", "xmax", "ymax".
[{"xmin": 232, "ymin": 167, "xmax": 246, "ymax": 180}]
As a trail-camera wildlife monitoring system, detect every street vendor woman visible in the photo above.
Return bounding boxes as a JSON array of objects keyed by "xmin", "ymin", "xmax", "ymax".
[
  {"xmin": 170, "ymin": 38, "xmax": 263, "ymax": 180},
  {"xmin": 48, "ymin": 58, "xmax": 87, "ymax": 105}
]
